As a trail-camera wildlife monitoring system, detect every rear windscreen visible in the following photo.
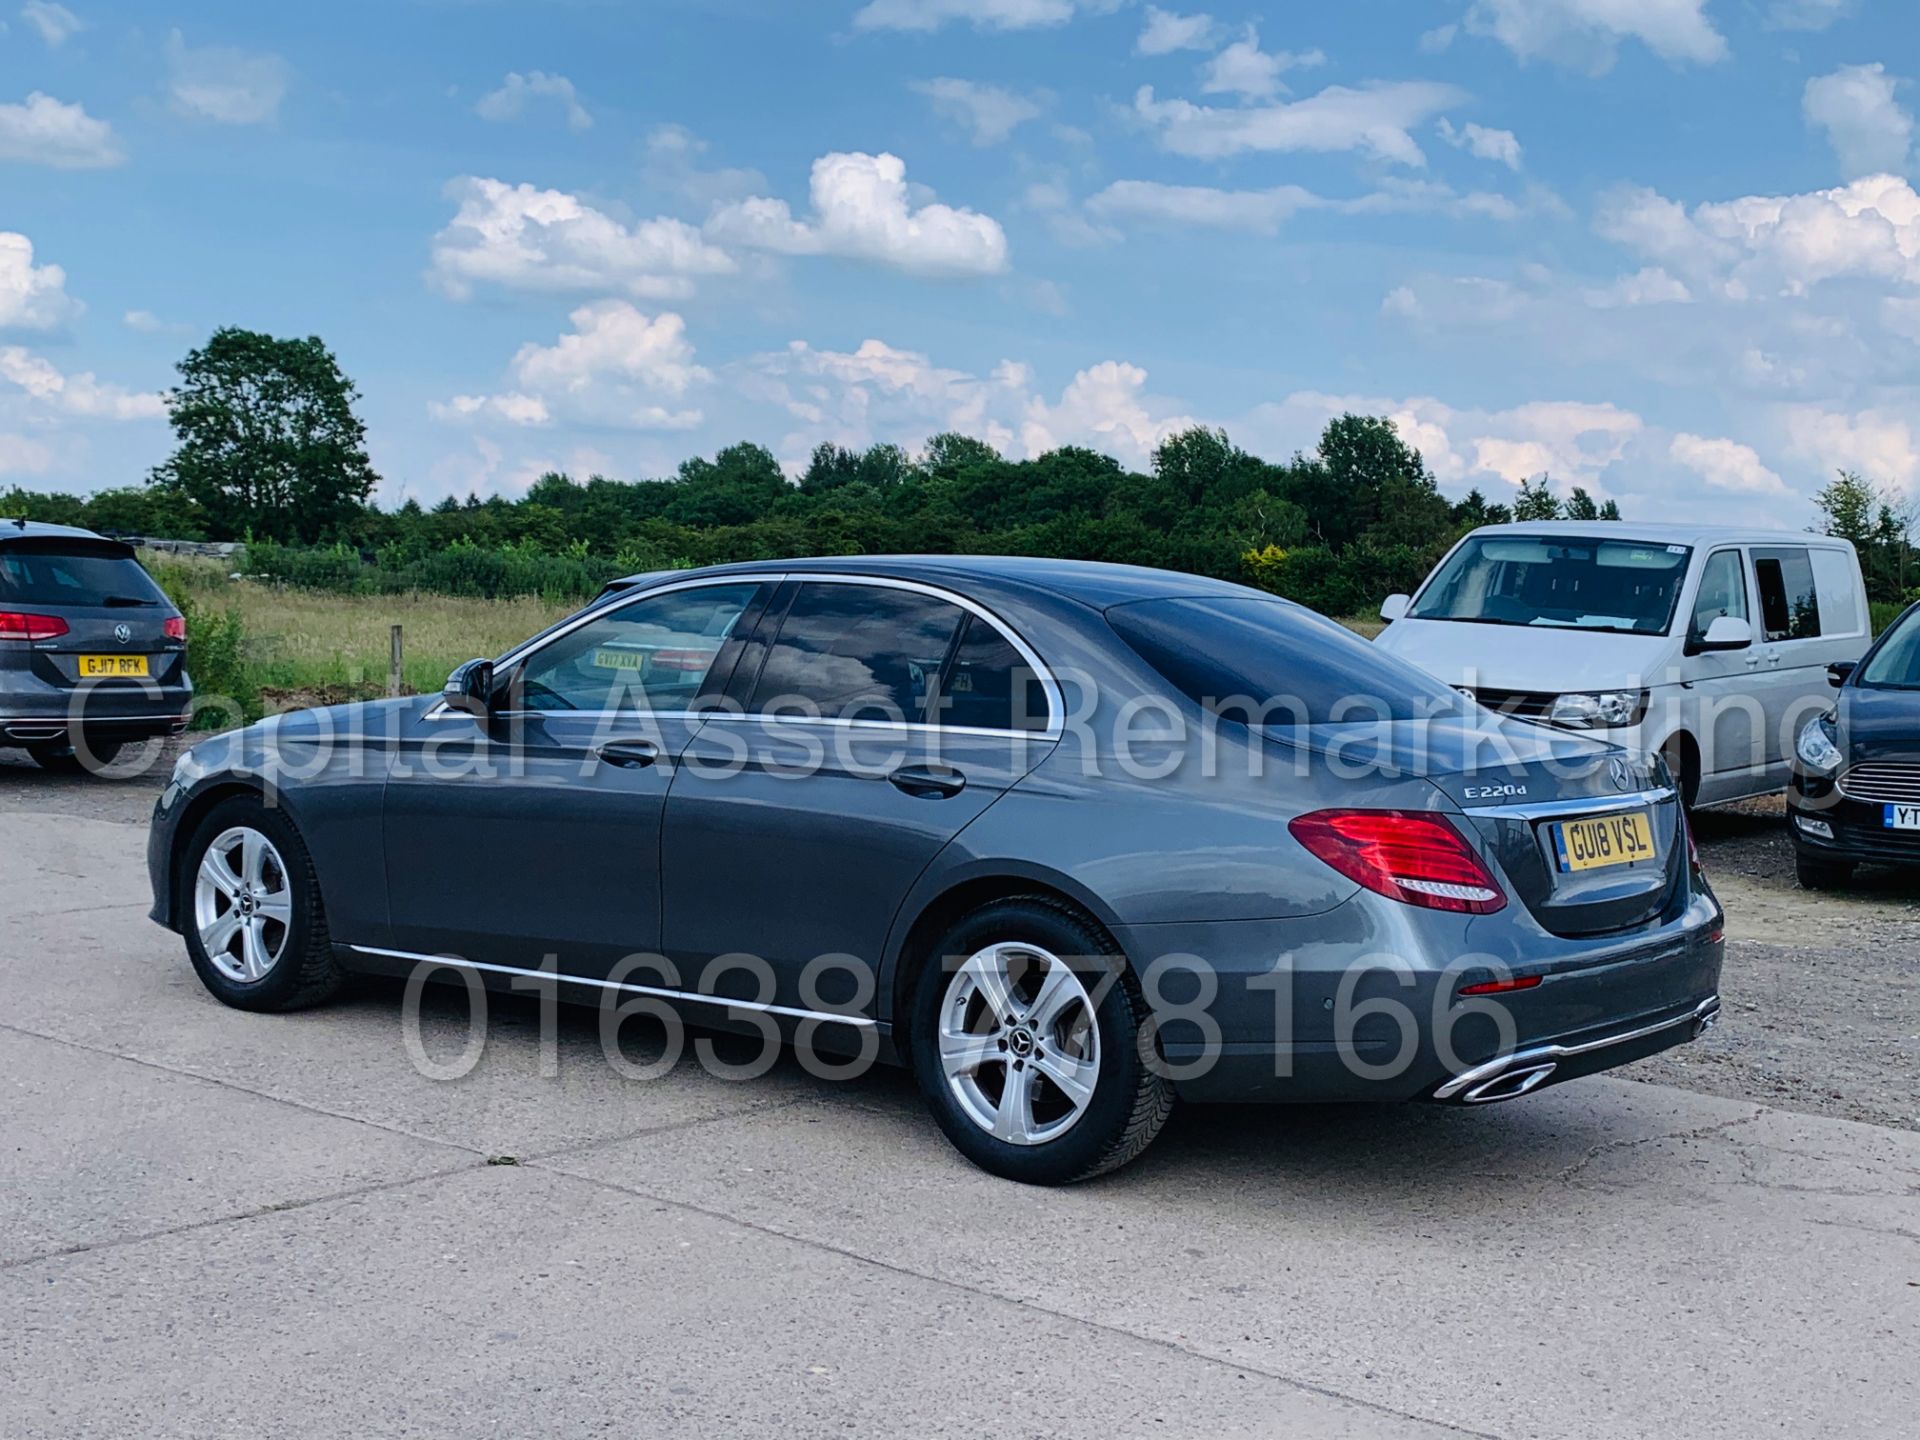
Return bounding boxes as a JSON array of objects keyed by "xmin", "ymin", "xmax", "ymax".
[
  {"xmin": 0, "ymin": 540, "xmax": 168, "ymax": 608},
  {"xmin": 1106, "ymin": 595, "xmax": 1471, "ymax": 726}
]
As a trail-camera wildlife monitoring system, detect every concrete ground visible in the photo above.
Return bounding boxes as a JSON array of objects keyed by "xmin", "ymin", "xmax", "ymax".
[{"xmin": 2, "ymin": 751, "xmax": 1917, "ymax": 1439}]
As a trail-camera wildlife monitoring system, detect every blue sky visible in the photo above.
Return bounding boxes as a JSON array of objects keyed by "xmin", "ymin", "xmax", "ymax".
[{"xmin": 2, "ymin": 0, "xmax": 1916, "ymax": 526}]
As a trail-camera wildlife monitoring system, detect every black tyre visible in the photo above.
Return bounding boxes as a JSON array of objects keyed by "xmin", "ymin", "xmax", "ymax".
[
  {"xmin": 1795, "ymin": 853, "xmax": 1855, "ymax": 891},
  {"xmin": 1661, "ymin": 734, "xmax": 1701, "ymax": 811},
  {"xmin": 30, "ymin": 738, "xmax": 125, "ymax": 775},
  {"xmin": 180, "ymin": 794, "xmax": 346, "ymax": 1011},
  {"xmin": 909, "ymin": 897, "xmax": 1174, "ymax": 1185}
]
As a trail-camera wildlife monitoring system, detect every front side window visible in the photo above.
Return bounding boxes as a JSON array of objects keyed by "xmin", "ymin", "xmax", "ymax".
[
  {"xmin": 1753, "ymin": 547, "xmax": 1821, "ymax": 643},
  {"xmin": 513, "ymin": 582, "xmax": 762, "ymax": 713},
  {"xmin": 1689, "ymin": 549, "xmax": 1749, "ymax": 640},
  {"xmin": 750, "ymin": 583, "xmax": 965, "ymax": 724},
  {"xmin": 1408, "ymin": 536, "xmax": 1691, "ymax": 636},
  {"xmin": 1860, "ymin": 606, "xmax": 1920, "ymax": 688}
]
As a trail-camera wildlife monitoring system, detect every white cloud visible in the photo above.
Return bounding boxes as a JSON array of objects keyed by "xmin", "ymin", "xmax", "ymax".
[
  {"xmin": 1020, "ymin": 360, "xmax": 1199, "ymax": 462},
  {"xmin": 1468, "ymin": 401, "xmax": 1644, "ymax": 484},
  {"xmin": 1438, "ymin": 117, "xmax": 1523, "ymax": 169},
  {"xmin": 1670, "ymin": 433, "xmax": 1790, "ymax": 496},
  {"xmin": 1465, "ymin": 0, "xmax": 1727, "ymax": 72},
  {"xmin": 1583, "ymin": 266, "xmax": 1693, "ymax": 307},
  {"xmin": 1133, "ymin": 80, "xmax": 1466, "ymax": 165},
  {"xmin": 475, "ymin": 71, "xmax": 592, "ymax": 132},
  {"xmin": 1597, "ymin": 174, "xmax": 1920, "ymax": 297},
  {"xmin": 642, "ymin": 125, "xmax": 767, "ymax": 206},
  {"xmin": 1803, "ymin": 64, "xmax": 1913, "ymax": 179},
  {"xmin": 1886, "ymin": 297, "xmax": 1920, "ymax": 343},
  {"xmin": 19, "ymin": 1, "xmax": 83, "ymax": 47},
  {"xmin": 429, "ymin": 176, "xmax": 737, "ymax": 302},
  {"xmin": 0, "ymin": 431, "xmax": 55, "ymax": 474},
  {"xmin": 0, "ymin": 232, "xmax": 78, "ymax": 330},
  {"xmin": 1767, "ymin": 0, "xmax": 1852, "ymax": 30},
  {"xmin": 910, "ymin": 78, "xmax": 1044, "ymax": 145},
  {"xmin": 122, "ymin": 308, "xmax": 192, "ymax": 336},
  {"xmin": 0, "ymin": 91, "xmax": 123, "ymax": 167},
  {"xmin": 439, "ymin": 300, "xmax": 707, "ymax": 432},
  {"xmin": 1199, "ymin": 32, "xmax": 1325, "ymax": 100},
  {"xmin": 852, "ymin": 0, "xmax": 1082, "ymax": 31},
  {"xmin": 1420, "ymin": 24, "xmax": 1459, "ymax": 53},
  {"xmin": 1135, "ymin": 7, "xmax": 1217, "ymax": 54},
  {"xmin": 708, "ymin": 152, "xmax": 1009, "ymax": 278},
  {"xmin": 165, "ymin": 29, "xmax": 289, "ymax": 125},
  {"xmin": 1782, "ymin": 405, "xmax": 1920, "ymax": 492},
  {"xmin": 1088, "ymin": 176, "xmax": 1529, "ymax": 233},
  {"xmin": 0, "ymin": 346, "xmax": 164, "ymax": 420}
]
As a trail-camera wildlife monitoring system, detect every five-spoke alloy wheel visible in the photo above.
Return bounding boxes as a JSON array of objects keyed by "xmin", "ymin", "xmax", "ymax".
[{"xmin": 195, "ymin": 826, "xmax": 295, "ymax": 984}]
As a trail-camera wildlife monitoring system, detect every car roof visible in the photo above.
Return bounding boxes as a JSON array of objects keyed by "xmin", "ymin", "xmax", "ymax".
[
  {"xmin": 615, "ymin": 554, "xmax": 1264, "ymax": 610},
  {"xmin": 1468, "ymin": 521, "xmax": 1857, "ymax": 551},
  {"xmin": 0, "ymin": 518, "xmax": 115, "ymax": 544}
]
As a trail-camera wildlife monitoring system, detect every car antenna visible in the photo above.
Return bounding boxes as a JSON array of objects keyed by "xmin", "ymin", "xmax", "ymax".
[{"xmin": 9, "ymin": 517, "xmax": 24, "ymax": 530}]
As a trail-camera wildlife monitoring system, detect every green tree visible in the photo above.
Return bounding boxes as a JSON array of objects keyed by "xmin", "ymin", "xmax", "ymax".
[
  {"xmin": 1815, "ymin": 470, "xmax": 1915, "ymax": 603},
  {"xmin": 1513, "ymin": 475, "xmax": 1561, "ymax": 521},
  {"xmin": 149, "ymin": 329, "xmax": 377, "ymax": 542}
]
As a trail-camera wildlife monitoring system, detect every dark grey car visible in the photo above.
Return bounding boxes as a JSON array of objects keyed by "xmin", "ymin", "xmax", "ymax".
[
  {"xmin": 2, "ymin": 520, "xmax": 192, "ymax": 772},
  {"xmin": 148, "ymin": 557, "xmax": 1724, "ymax": 1183}
]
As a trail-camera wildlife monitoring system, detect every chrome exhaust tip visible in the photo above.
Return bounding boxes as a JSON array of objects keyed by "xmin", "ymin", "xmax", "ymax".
[{"xmin": 1460, "ymin": 1062, "xmax": 1558, "ymax": 1105}]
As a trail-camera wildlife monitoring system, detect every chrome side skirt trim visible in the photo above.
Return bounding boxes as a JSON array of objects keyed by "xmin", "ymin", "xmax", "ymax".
[
  {"xmin": 1433, "ymin": 994, "xmax": 1720, "ymax": 1101},
  {"xmin": 1462, "ymin": 788, "xmax": 1673, "ymax": 820},
  {"xmin": 345, "ymin": 945, "xmax": 878, "ymax": 1028}
]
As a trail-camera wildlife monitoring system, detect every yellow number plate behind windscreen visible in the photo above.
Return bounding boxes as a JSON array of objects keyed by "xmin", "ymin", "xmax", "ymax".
[
  {"xmin": 78, "ymin": 655, "xmax": 149, "ymax": 679},
  {"xmin": 1550, "ymin": 811, "xmax": 1655, "ymax": 873}
]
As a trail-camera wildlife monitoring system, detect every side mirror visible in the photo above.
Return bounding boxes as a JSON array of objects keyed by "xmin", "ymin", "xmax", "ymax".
[
  {"xmin": 442, "ymin": 658, "xmax": 496, "ymax": 718},
  {"xmin": 1828, "ymin": 661, "xmax": 1857, "ymax": 689},
  {"xmin": 1379, "ymin": 593, "xmax": 1411, "ymax": 623},
  {"xmin": 1691, "ymin": 615, "xmax": 1753, "ymax": 654}
]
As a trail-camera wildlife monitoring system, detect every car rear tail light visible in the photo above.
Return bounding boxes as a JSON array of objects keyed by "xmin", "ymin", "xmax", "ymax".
[
  {"xmin": 164, "ymin": 615, "xmax": 187, "ymax": 641},
  {"xmin": 0, "ymin": 611, "xmax": 69, "ymax": 641},
  {"xmin": 649, "ymin": 647, "xmax": 712, "ymax": 673},
  {"xmin": 1288, "ymin": 809, "xmax": 1508, "ymax": 915}
]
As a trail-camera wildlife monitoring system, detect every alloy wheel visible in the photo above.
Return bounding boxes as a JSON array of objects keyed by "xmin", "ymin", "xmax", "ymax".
[
  {"xmin": 937, "ymin": 942, "xmax": 1101, "ymax": 1146},
  {"xmin": 194, "ymin": 826, "xmax": 294, "ymax": 984}
]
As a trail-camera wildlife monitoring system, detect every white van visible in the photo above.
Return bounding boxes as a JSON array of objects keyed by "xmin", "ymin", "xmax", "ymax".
[{"xmin": 1375, "ymin": 523, "xmax": 1871, "ymax": 806}]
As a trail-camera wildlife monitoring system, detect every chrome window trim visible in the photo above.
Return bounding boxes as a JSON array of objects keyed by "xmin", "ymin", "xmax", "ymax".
[
  {"xmin": 347, "ymin": 945, "xmax": 877, "ymax": 1028},
  {"xmin": 427, "ymin": 569, "xmax": 1064, "ymax": 739},
  {"xmin": 1461, "ymin": 788, "xmax": 1672, "ymax": 820}
]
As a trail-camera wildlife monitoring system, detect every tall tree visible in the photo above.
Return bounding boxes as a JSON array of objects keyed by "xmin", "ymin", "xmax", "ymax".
[
  {"xmin": 149, "ymin": 329, "xmax": 378, "ymax": 543},
  {"xmin": 1513, "ymin": 475, "xmax": 1561, "ymax": 521}
]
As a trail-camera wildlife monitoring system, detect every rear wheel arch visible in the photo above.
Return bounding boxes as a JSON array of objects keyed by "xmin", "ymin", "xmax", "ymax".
[{"xmin": 884, "ymin": 871, "xmax": 1130, "ymax": 1055}]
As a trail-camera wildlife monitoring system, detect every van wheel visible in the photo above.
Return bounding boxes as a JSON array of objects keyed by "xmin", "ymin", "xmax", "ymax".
[
  {"xmin": 1795, "ymin": 854, "xmax": 1854, "ymax": 891},
  {"xmin": 1661, "ymin": 734, "xmax": 1700, "ymax": 810},
  {"xmin": 910, "ymin": 897, "xmax": 1174, "ymax": 1185}
]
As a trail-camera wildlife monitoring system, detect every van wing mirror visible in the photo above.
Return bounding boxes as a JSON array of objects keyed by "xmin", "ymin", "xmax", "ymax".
[
  {"xmin": 1379, "ymin": 593, "xmax": 1411, "ymax": 623},
  {"xmin": 1692, "ymin": 615, "xmax": 1753, "ymax": 653},
  {"xmin": 442, "ymin": 658, "xmax": 496, "ymax": 717}
]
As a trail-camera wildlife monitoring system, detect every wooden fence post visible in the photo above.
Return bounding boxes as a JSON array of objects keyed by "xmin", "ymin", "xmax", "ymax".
[{"xmin": 389, "ymin": 624, "xmax": 404, "ymax": 698}]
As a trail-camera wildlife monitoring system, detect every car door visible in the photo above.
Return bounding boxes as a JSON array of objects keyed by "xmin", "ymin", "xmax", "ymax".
[
  {"xmin": 661, "ymin": 577, "xmax": 1058, "ymax": 1015},
  {"xmin": 1683, "ymin": 547, "xmax": 1762, "ymax": 788},
  {"xmin": 380, "ymin": 578, "xmax": 774, "ymax": 981},
  {"xmin": 1748, "ymin": 545, "xmax": 1827, "ymax": 777}
]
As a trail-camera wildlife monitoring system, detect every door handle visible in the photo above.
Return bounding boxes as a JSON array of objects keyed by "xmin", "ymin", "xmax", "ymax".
[
  {"xmin": 595, "ymin": 738, "xmax": 661, "ymax": 769},
  {"xmin": 888, "ymin": 764, "xmax": 967, "ymax": 799}
]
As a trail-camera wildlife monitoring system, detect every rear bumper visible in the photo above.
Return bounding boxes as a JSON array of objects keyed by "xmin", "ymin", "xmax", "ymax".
[
  {"xmin": 0, "ymin": 674, "xmax": 193, "ymax": 744},
  {"xmin": 1431, "ymin": 995, "xmax": 1720, "ymax": 1103},
  {"xmin": 0, "ymin": 710, "xmax": 191, "ymax": 744}
]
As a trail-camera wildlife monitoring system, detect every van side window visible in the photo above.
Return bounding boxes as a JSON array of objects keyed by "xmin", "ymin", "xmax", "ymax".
[
  {"xmin": 1752, "ymin": 547, "xmax": 1822, "ymax": 642},
  {"xmin": 1689, "ymin": 550, "xmax": 1748, "ymax": 640},
  {"xmin": 1808, "ymin": 548, "xmax": 1864, "ymax": 637}
]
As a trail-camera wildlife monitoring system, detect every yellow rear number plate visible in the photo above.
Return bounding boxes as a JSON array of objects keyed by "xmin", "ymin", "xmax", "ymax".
[
  {"xmin": 1550, "ymin": 811, "xmax": 1655, "ymax": 873},
  {"xmin": 591, "ymin": 648, "xmax": 648, "ymax": 672},
  {"xmin": 78, "ymin": 654, "xmax": 149, "ymax": 679}
]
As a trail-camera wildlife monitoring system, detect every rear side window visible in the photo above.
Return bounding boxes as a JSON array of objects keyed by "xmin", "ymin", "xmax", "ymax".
[
  {"xmin": 1107, "ymin": 596, "xmax": 1471, "ymax": 726},
  {"xmin": 0, "ymin": 540, "xmax": 167, "ymax": 608},
  {"xmin": 1809, "ymin": 549, "xmax": 1864, "ymax": 637},
  {"xmin": 751, "ymin": 583, "xmax": 965, "ymax": 724},
  {"xmin": 930, "ymin": 614, "xmax": 1050, "ymax": 732},
  {"xmin": 1753, "ymin": 547, "xmax": 1821, "ymax": 642}
]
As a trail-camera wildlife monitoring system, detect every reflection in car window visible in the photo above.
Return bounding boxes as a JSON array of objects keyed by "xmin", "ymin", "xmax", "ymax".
[
  {"xmin": 513, "ymin": 583, "xmax": 761, "ymax": 713},
  {"xmin": 1407, "ymin": 536, "xmax": 1691, "ymax": 635},
  {"xmin": 1861, "ymin": 607, "xmax": 1920, "ymax": 688},
  {"xmin": 1753, "ymin": 547, "xmax": 1821, "ymax": 643},
  {"xmin": 929, "ymin": 614, "xmax": 1050, "ymax": 732},
  {"xmin": 751, "ymin": 583, "xmax": 964, "ymax": 723},
  {"xmin": 1689, "ymin": 550, "xmax": 1748, "ymax": 640}
]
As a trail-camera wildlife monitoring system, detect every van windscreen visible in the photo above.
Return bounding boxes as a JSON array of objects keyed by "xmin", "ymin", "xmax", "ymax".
[{"xmin": 1407, "ymin": 536, "xmax": 1690, "ymax": 636}]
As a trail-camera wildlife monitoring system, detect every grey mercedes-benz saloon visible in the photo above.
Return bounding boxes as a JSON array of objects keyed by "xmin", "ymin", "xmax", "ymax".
[{"xmin": 149, "ymin": 557, "xmax": 1724, "ymax": 1183}]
